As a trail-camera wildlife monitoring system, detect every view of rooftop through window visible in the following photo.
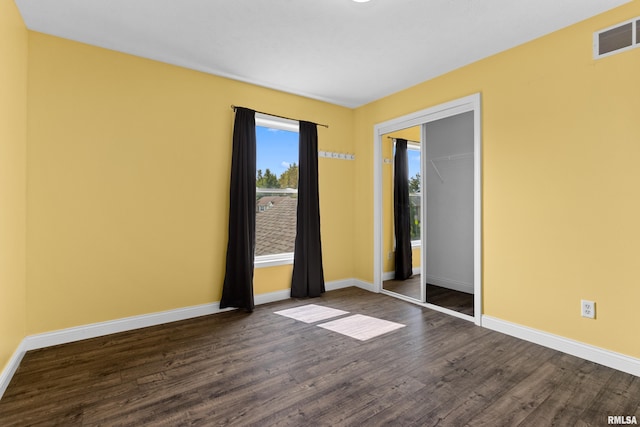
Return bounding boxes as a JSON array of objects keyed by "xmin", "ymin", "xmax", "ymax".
[
  {"xmin": 255, "ymin": 125, "xmax": 299, "ymax": 258},
  {"xmin": 407, "ymin": 145, "xmax": 421, "ymax": 242}
]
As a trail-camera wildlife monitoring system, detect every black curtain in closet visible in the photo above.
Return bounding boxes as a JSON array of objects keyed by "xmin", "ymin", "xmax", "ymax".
[{"xmin": 394, "ymin": 138, "xmax": 413, "ymax": 280}]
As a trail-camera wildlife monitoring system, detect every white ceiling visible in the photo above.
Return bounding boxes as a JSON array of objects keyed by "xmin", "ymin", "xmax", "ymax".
[{"xmin": 16, "ymin": 0, "xmax": 630, "ymax": 108}]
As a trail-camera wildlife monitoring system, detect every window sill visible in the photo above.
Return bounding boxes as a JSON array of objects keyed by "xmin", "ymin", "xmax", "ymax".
[
  {"xmin": 411, "ymin": 241, "xmax": 421, "ymax": 248},
  {"xmin": 255, "ymin": 253, "xmax": 294, "ymax": 268}
]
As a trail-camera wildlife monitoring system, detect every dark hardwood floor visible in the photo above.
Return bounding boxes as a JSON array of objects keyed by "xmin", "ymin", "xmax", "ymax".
[
  {"xmin": 383, "ymin": 275, "xmax": 422, "ymax": 299},
  {"xmin": 426, "ymin": 284, "xmax": 474, "ymax": 317},
  {"xmin": 384, "ymin": 276, "xmax": 474, "ymax": 316},
  {"xmin": 1, "ymin": 287, "xmax": 638, "ymax": 426}
]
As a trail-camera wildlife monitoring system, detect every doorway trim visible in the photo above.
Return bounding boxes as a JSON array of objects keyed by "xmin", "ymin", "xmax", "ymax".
[{"xmin": 373, "ymin": 93, "xmax": 482, "ymax": 325}]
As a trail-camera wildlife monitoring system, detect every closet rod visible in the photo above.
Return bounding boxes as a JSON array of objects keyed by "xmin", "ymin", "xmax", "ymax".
[
  {"xmin": 230, "ymin": 105, "xmax": 329, "ymax": 128},
  {"xmin": 430, "ymin": 152, "xmax": 473, "ymax": 162}
]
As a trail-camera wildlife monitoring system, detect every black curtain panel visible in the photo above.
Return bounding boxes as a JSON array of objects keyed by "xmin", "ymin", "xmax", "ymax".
[
  {"xmin": 291, "ymin": 121, "xmax": 325, "ymax": 298},
  {"xmin": 220, "ymin": 107, "xmax": 257, "ymax": 311},
  {"xmin": 394, "ymin": 138, "xmax": 413, "ymax": 280}
]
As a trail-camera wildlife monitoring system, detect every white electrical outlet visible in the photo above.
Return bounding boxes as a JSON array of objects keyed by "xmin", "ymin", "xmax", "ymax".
[{"xmin": 581, "ymin": 300, "xmax": 595, "ymax": 319}]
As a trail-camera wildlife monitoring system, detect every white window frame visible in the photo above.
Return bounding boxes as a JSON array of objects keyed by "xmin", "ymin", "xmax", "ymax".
[
  {"xmin": 254, "ymin": 113, "xmax": 299, "ymax": 268},
  {"xmin": 593, "ymin": 16, "xmax": 639, "ymax": 59}
]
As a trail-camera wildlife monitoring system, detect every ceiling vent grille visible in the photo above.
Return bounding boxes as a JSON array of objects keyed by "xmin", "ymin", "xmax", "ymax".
[{"xmin": 594, "ymin": 17, "xmax": 639, "ymax": 58}]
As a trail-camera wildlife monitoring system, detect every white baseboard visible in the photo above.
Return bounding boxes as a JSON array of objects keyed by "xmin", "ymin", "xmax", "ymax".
[
  {"xmin": 0, "ymin": 278, "xmax": 366, "ymax": 399},
  {"xmin": 482, "ymin": 315, "xmax": 640, "ymax": 377},
  {"xmin": 351, "ymin": 278, "xmax": 376, "ymax": 293},
  {"xmin": 254, "ymin": 289, "xmax": 290, "ymax": 305},
  {"xmin": 22, "ymin": 303, "xmax": 236, "ymax": 352},
  {"xmin": 325, "ymin": 278, "xmax": 357, "ymax": 291},
  {"xmin": 423, "ymin": 273, "xmax": 473, "ymax": 294},
  {"xmin": 0, "ymin": 342, "xmax": 27, "ymax": 399}
]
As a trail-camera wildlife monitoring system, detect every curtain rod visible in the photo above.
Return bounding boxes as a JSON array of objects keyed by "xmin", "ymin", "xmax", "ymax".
[
  {"xmin": 230, "ymin": 105, "xmax": 329, "ymax": 128},
  {"xmin": 387, "ymin": 136, "xmax": 420, "ymax": 144}
]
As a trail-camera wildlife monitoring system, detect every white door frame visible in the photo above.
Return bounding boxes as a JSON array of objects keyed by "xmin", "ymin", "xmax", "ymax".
[{"xmin": 373, "ymin": 93, "xmax": 482, "ymax": 325}]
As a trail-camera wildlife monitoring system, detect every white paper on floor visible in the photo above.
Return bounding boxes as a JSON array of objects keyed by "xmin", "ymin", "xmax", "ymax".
[
  {"xmin": 274, "ymin": 304, "xmax": 349, "ymax": 323},
  {"xmin": 317, "ymin": 314, "xmax": 405, "ymax": 341}
]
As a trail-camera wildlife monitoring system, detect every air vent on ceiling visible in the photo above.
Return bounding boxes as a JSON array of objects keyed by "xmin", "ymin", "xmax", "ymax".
[{"xmin": 594, "ymin": 16, "xmax": 639, "ymax": 58}]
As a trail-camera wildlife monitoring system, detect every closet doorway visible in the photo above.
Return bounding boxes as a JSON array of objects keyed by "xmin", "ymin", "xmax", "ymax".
[
  {"xmin": 381, "ymin": 127, "xmax": 423, "ymax": 301},
  {"xmin": 373, "ymin": 94, "xmax": 482, "ymax": 325}
]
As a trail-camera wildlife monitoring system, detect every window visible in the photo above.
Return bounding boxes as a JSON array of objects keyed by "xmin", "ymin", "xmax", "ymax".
[
  {"xmin": 254, "ymin": 114, "xmax": 299, "ymax": 267},
  {"xmin": 594, "ymin": 17, "xmax": 640, "ymax": 58},
  {"xmin": 407, "ymin": 143, "xmax": 421, "ymax": 245}
]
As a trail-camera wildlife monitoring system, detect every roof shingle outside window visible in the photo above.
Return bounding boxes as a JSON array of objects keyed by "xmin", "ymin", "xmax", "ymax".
[{"xmin": 255, "ymin": 197, "xmax": 297, "ymax": 256}]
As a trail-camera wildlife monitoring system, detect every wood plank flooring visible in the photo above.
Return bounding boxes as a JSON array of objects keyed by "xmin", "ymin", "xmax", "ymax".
[
  {"xmin": 384, "ymin": 276, "xmax": 474, "ymax": 316},
  {"xmin": 425, "ymin": 284, "xmax": 474, "ymax": 316},
  {"xmin": 383, "ymin": 275, "xmax": 423, "ymax": 299},
  {"xmin": 1, "ymin": 287, "xmax": 638, "ymax": 426}
]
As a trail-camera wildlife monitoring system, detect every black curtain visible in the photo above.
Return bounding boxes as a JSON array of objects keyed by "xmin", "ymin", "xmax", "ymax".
[
  {"xmin": 220, "ymin": 107, "xmax": 256, "ymax": 311},
  {"xmin": 291, "ymin": 121, "xmax": 325, "ymax": 298},
  {"xmin": 394, "ymin": 138, "xmax": 413, "ymax": 280}
]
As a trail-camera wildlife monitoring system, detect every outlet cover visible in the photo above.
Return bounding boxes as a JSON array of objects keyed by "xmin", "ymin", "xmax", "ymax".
[{"xmin": 581, "ymin": 300, "xmax": 596, "ymax": 319}]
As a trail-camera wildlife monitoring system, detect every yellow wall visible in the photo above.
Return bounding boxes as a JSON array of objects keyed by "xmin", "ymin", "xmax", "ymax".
[
  {"xmin": 26, "ymin": 32, "xmax": 355, "ymax": 334},
  {"xmin": 355, "ymin": 1, "xmax": 640, "ymax": 357},
  {"xmin": 0, "ymin": 0, "xmax": 28, "ymax": 371}
]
